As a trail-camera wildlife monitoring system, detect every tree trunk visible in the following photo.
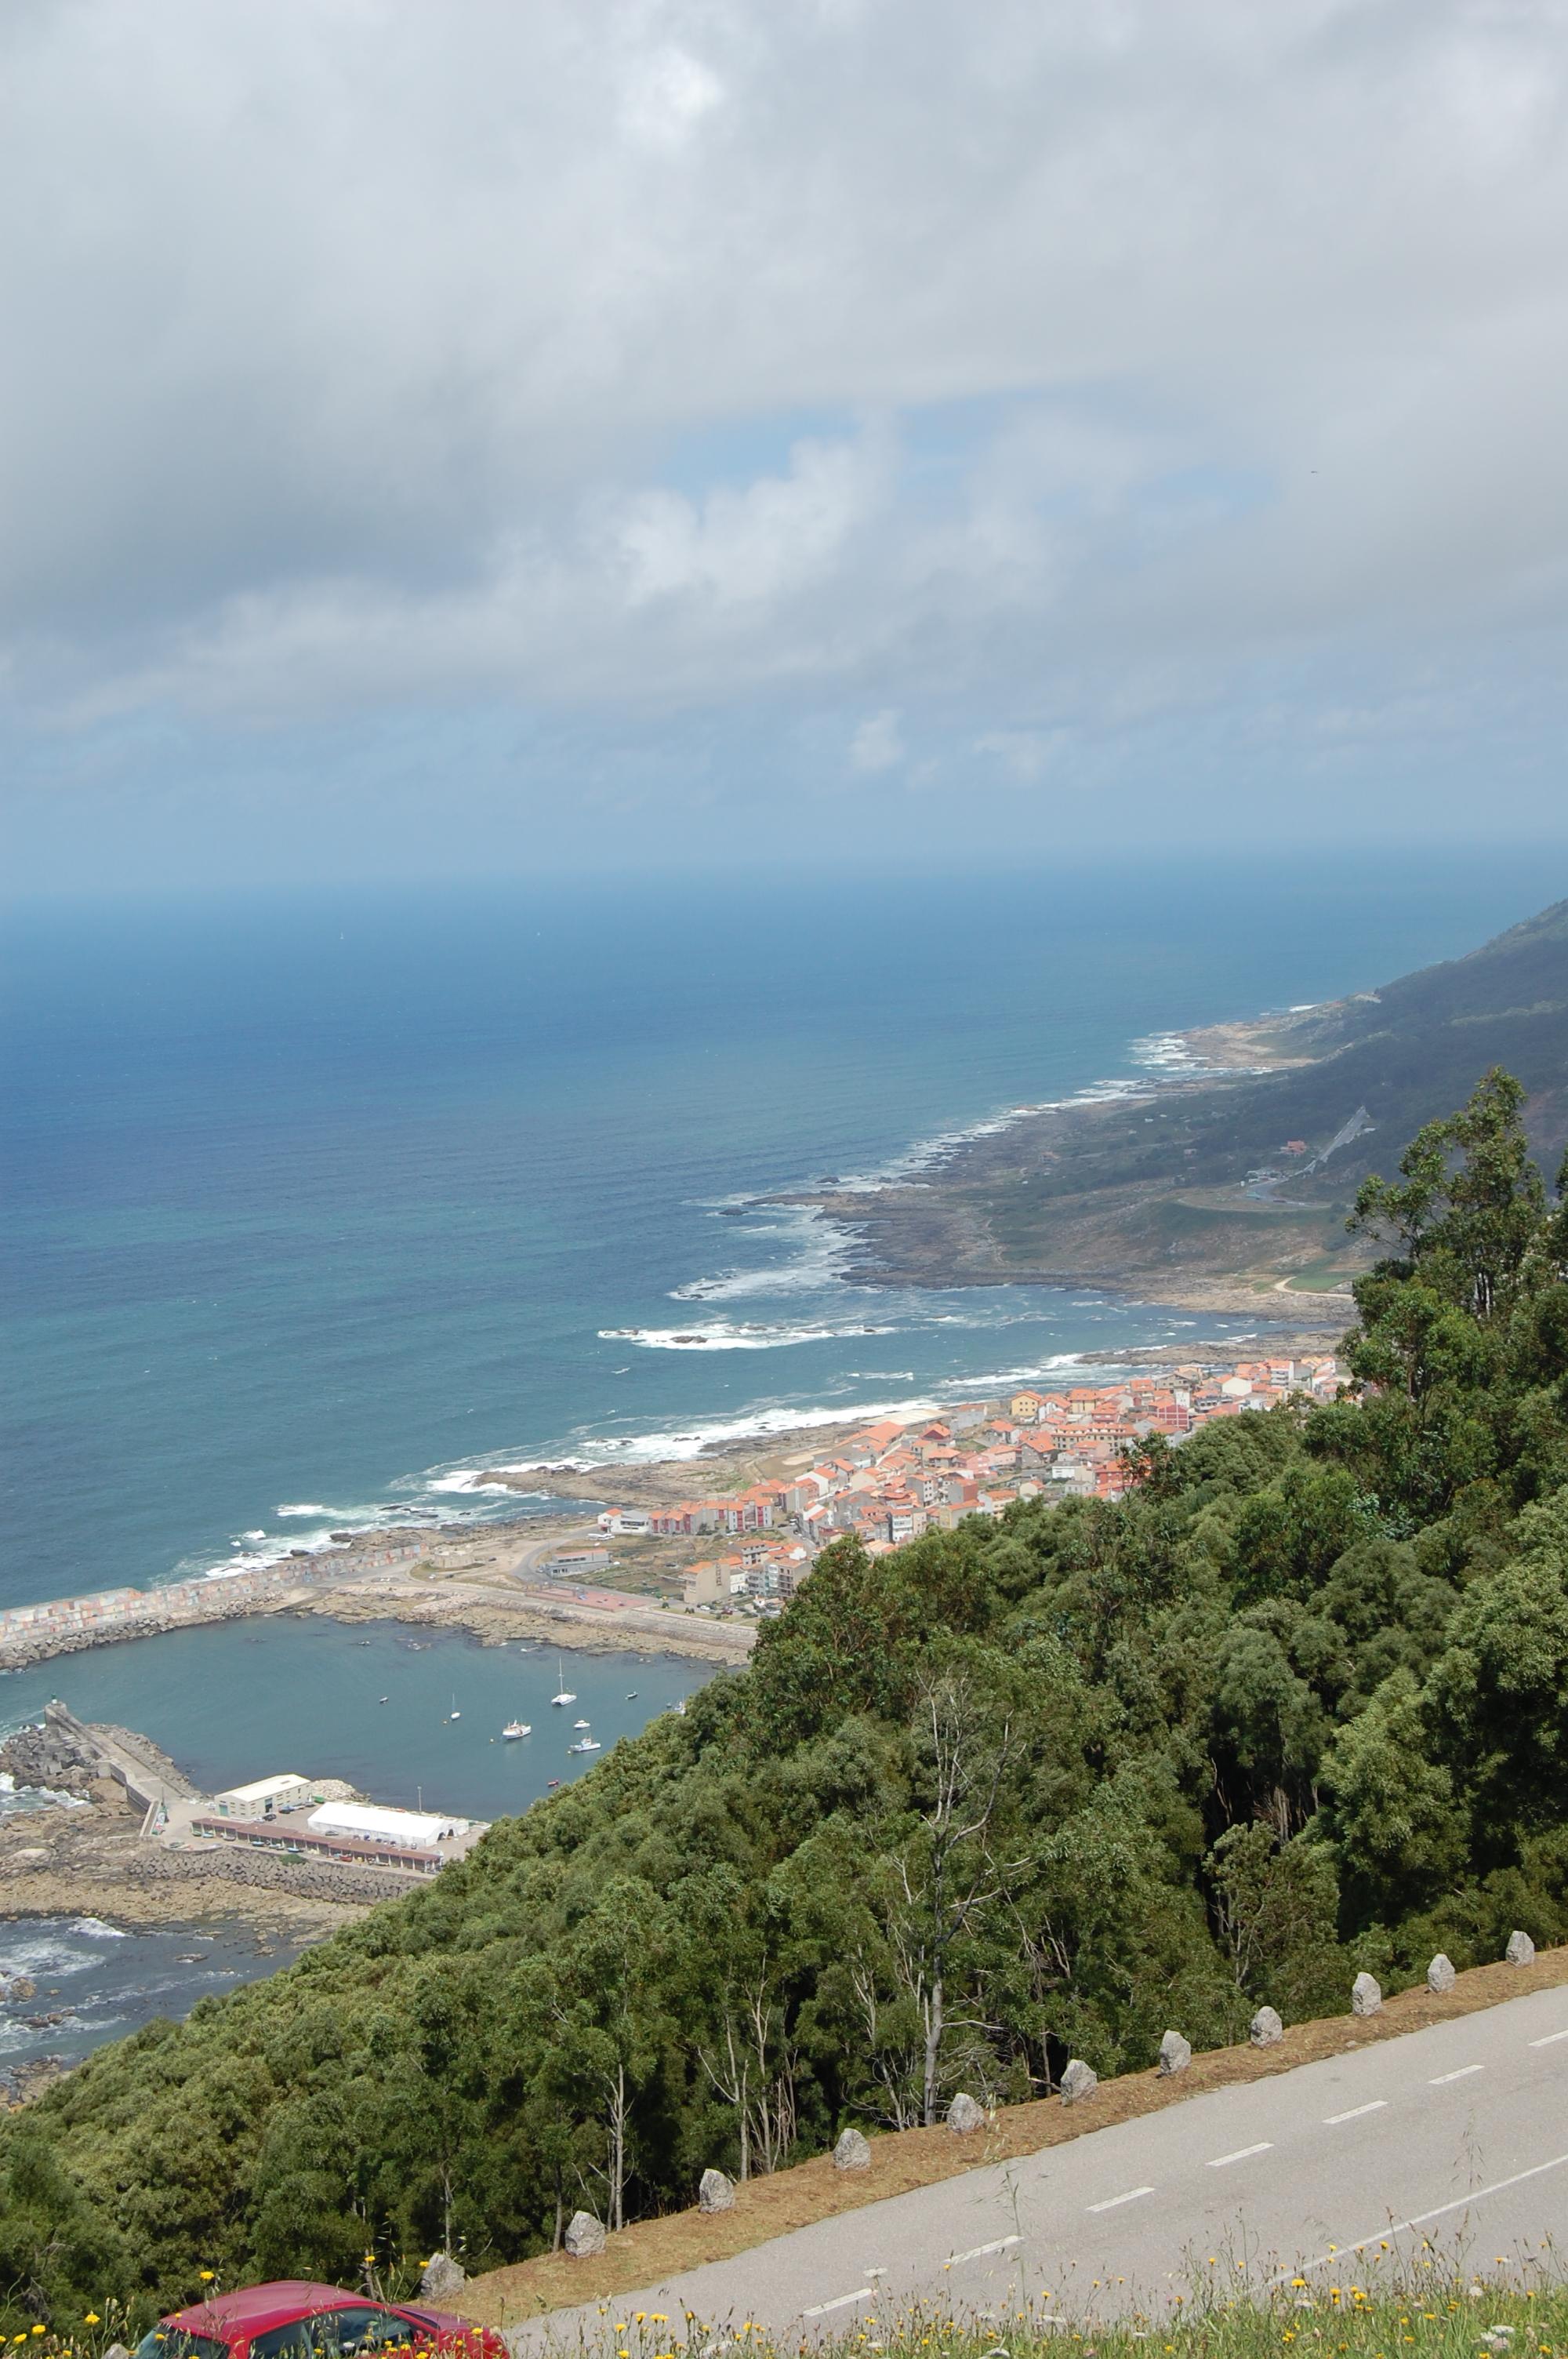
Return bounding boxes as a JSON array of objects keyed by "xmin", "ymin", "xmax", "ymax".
[
  {"xmin": 608, "ymin": 2061, "xmax": 627, "ymax": 2234},
  {"xmin": 922, "ymin": 1972, "xmax": 944, "ymax": 2127}
]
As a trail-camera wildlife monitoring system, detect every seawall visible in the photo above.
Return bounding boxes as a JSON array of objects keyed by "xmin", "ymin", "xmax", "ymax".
[{"xmin": 0, "ymin": 1546, "xmax": 424, "ymax": 1673}]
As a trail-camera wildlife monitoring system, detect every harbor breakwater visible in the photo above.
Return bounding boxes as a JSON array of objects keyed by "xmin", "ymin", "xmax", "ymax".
[{"xmin": 0, "ymin": 1545, "xmax": 426, "ymax": 1673}]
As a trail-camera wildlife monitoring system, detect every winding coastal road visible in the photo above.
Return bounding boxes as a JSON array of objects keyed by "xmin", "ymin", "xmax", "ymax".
[{"xmin": 510, "ymin": 1983, "xmax": 1568, "ymax": 2350}]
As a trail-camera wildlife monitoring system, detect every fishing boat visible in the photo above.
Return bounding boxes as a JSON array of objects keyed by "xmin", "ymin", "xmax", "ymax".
[
  {"xmin": 568, "ymin": 1737, "xmax": 602, "ymax": 1754},
  {"xmin": 502, "ymin": 1719, "xmax": 531, "ymax": 1740},
  {"xmin": 550, "ymin": 1654, "xmax": 576, "ymax": 1707}
]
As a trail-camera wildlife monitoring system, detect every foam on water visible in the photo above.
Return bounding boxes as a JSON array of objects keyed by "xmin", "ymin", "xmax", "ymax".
[
  {"xmin": 0, "ymin": 1915, "xmax": 311, "ymax": 2081},
  {"xmin": 601, "ymin": 1319, "xmax": 900, "ymax": 1351},
  {"xmin": 437, "ymin": 1335, "xmax": 1250, "ymax": 1482}
]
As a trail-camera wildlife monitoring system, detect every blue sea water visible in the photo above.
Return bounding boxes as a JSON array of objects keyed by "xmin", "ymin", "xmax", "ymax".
[
  {"xmin": 2, "ymin": 849, "xmax": 1563, "ymax": 1809},
  {"xmin": 0, "ymin": 1913, "xmax": 310, "ymax": 2088},
  {"xmin": 0, "ymin": 1620, "xmax": 710, "ymax": 1820}
]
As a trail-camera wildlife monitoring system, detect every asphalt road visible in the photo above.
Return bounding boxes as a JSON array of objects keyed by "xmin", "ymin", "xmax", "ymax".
[{"xmin": 513, "ymin": 1981, "xmax": 1568, "ymax": 2350}]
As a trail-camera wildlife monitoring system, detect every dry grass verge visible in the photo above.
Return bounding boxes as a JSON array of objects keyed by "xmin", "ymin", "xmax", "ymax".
[{"xmin": 458, "ymin": 1945, "xmax": 1568, "ymax": 2326}]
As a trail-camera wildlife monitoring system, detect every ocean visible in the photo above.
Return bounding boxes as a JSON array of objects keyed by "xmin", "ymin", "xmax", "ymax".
[
  {"xmin": 0, "ymin": 1914, "xmax": 310, "ymax": 2091},
  {"xmin": 2, "ymin": 848, "xmax": 1562, "ymax": 1816}
]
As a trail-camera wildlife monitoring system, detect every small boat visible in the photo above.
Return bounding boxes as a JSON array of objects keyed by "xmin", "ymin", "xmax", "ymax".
[
  {"xmin": 547, "ymin": 1778, "xmax": 560, "ymax": 1788},
  {"xmin": 503, "ymin": 1720, "xmax": 531, "ymax": 1740},
  {"xmin": 675, "ymin": 1697, "xmax": 688, "ymax": 1716},
  {"xmin": 568, "ymin": 1737, "xmax": 602, "ymax": 1754},
  {"xmin": 572, "ymin": 1717, "xmax": 590, "ymax": 1730},
  {"xmin": 625, "ymin": 1690, "xmax": 638, "ymax": 1699},
  {"xmin": 550, "ymin": 1653, "xmax": 576, "ymax": 1707},
  {"xmin": 377, "ymin": 1696, "xmax": 389, "ymax": 1704}
]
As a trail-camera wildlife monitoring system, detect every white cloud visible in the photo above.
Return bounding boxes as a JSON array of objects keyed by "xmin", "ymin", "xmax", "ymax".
[
  {"xmin": 3, "ymin": 0, "xmax": 1568, "ymax": 864},
  {"xmin": 619, "ymin": 44, "xmax": 726, "ymax": 150},
  {"xmin": 975, "ymin": 729, "xmax": 1062, "ymax": 783},
  {"xmin": 850, "ymin": 708, "xmax": 905, "ymax": 772}
]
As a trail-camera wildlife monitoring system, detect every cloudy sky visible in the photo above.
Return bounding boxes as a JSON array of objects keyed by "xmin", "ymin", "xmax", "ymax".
[{"xmin": 5, "ymin": 0, "xmax": 1568, "ymax": 889}]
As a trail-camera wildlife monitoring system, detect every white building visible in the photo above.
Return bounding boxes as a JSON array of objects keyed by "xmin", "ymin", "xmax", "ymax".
[
  {"xmin": 212, "ymin": 1772, "xmax": 316, "ymax": 1816},
  {"xmin": 307, "ymin": 1800, "xmax": 469, "ymax": 1848}
]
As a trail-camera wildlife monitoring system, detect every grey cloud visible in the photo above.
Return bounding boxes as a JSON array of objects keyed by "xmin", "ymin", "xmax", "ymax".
[{"xmin": 3, "ymin": 0, "xmax": 1568, "ymax": 747}]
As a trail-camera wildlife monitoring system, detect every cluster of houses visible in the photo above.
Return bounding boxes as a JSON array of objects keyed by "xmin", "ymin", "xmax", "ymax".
[{"xmin": 597, "ymin": 1356, "xmax": 1344, "ymax": 1619}]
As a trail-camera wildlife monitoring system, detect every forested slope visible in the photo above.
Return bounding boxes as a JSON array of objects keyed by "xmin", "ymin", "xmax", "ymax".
[{"xmin": 5, "ymin": 1073, "xmax": 1568, "ymax": 2329}]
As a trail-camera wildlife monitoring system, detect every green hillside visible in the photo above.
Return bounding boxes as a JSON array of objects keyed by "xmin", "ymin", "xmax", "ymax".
[
  {"xmin": 1182, "ymin": 895, "xmax": 1568, "ymax": 1187},
  {"xmin": 4, "ymin": 1074, "xmax": 1568, "ymax": 2331},
  {"xmin": 852, "ymin": 895, "xmax": 1568, "ymax": 1295}
]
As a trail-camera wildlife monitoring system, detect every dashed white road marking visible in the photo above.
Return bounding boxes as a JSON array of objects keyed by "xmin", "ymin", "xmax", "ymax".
[
  {"xmin": 1529, "ymin": 2029, "xmax": 1568, "ymax": 2048},
  {"xmin": 1087, "ymin": 2186, "xmax": 1155, "ymax": 2213},
  {"xmin": 1324, "ymin": 2100, "xmax": 1388, "ymax": 2124},
  {"xmin": 801, "ymin": 2289, "xmax": 873, "ymax": 2318},
  {"xmin": 1207, "ymin": 2142, "xmax": 1272, "ymax": 2168},
  {"xmin": 943, "ymin": 2237, "xmax": 1022, "ymax": 2267},
  {"xmin": 1428, "ymin": 2064, "xmax": 1483, "ymax": 2085},
  {"xmin": 1270, "ymin": 2150, "xmax": 1568, "ymax": 2285}
]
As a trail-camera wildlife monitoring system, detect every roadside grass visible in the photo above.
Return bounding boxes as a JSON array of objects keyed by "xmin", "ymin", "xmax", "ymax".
[{"xmin": 584, "ymin": 2263, "xmax": 1567, "ymax": 2359}]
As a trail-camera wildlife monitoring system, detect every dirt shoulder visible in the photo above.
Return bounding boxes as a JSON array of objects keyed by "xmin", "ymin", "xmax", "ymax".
[{"xmin": 458, "ymin": 1946, "xmax": 1567, "ymax": 2325}]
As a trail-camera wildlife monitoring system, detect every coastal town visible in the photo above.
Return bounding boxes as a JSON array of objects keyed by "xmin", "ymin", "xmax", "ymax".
[
  {"xmin": 590, "ymin": 1351, "xmax": 1345, "ymax": 1619},
  {"xmin": 0, "ymin": 1354, "xmax": 1349, "ymax": 1682}
]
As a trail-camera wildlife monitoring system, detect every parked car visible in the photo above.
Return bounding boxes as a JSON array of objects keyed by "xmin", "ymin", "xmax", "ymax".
[{"xmin": 136, "ymin": 2280, "xmax": 506, "ymax": 2359}]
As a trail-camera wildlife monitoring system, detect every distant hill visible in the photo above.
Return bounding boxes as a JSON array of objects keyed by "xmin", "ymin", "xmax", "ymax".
[
  {"xmin": 788, "ymin": 895, "xmax": 1568, "ymax": 1307},
  {"xmin": 1177, "ymin": 892, "xmax": 1568, "ymax": 1187}
]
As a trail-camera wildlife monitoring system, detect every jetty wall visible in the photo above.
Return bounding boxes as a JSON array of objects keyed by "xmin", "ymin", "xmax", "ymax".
[{"xmin": 0, "ymin": 1544, "xmax": 425, "ymax": 1672}]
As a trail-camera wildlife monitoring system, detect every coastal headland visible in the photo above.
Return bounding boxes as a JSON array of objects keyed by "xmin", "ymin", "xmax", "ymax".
[{"xmin": 769, "ymin": 899, "xmax": 1568, "ymax": 1309}]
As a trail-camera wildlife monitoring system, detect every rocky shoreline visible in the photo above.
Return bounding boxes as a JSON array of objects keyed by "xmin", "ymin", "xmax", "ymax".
[
  {"xmin": 765, "ymin": 1002, "xmax": 1374, "ymax": 1316},
  {"xmin": 0, "ymin": 1719, "xmax": 367, "ymax": 1939}
]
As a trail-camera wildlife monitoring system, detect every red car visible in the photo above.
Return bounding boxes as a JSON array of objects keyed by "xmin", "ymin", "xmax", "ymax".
[{"xmin": 136, "ymin": 2281, "xmax": 508, "ymax": 2359}]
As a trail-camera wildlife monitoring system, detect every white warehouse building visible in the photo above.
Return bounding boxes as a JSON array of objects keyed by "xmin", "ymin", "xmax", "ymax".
[{"xmin": 307, "ymin": 1800, "xmax": 469, "ymax": 1848}]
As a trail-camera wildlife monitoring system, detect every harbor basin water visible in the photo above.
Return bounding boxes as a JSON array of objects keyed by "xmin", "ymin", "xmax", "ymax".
[{"xmin": 0, "ymin": 1616, "xmax": 713, "ymax": 1822}]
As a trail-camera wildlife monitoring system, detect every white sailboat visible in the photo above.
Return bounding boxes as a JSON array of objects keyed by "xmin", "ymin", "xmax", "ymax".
[
  {"xmin": 550, "ymin": 1654, "xmax": 576, "ymax": 1706},
  {"xmin": 448, "ymin": 1693, "xmax": 461, "ymax": 1721}
]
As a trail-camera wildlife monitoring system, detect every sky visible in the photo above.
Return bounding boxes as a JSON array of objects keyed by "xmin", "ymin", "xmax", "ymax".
[{"xmin": 4, "ymin": 0, "xmax": 1568, "ymax": 891}]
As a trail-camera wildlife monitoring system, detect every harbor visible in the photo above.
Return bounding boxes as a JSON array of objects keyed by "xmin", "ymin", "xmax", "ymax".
[
  {"xmin": 1, "ymin": 1637, "xmax": 713, "ymax": 2089},
  {"xmin": 0, "ymin": 1618, "xmax": 713, "ymax": 1832}
]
